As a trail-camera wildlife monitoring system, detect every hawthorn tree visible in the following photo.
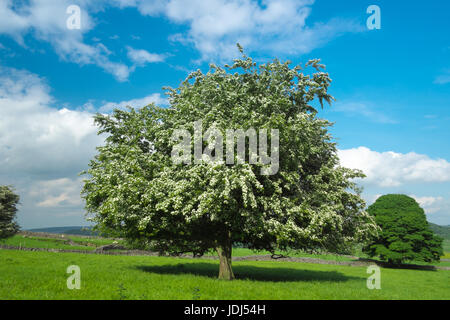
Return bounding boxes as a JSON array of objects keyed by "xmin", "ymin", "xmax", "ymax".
[
  {"xmin": 363, "ymin": 194, "xmax": 443, "ymax": 264},
  {"xmin": 82, "ymin": 47, "xmax": 378, "ymax": 280},
  {"xmin": 0, "ymin": 185, "xmax": 20, "ymax": 239}
]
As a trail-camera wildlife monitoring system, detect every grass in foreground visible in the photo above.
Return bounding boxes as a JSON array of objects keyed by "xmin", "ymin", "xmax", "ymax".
[{"xmin": 0, "ymin": 250, "xmax": 448, "ymax": 300}]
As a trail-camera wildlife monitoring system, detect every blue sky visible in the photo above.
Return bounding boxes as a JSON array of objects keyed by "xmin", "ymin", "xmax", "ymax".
[{"xmin": 0, "ymin": 0, "xmax": 449, "ymax": 228}]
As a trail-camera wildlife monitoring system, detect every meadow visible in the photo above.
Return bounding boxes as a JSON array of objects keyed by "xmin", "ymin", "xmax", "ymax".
[
  {"xmin": 0, "ymin": 233, "xmax": 125, "ymax": 251},
  {"xmin": 2, "ymin": 233, "xmax": 449, "ymax": 266},
  {"xmin": 442, "ymin": 239, "xmax": 450, "ymax": 258},
  {"xmin": 0, "ymin": 233, "xmax": 449, "ymax": 300}
]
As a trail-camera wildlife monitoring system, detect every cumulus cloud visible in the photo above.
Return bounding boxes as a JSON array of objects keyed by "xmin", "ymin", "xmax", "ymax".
[
  {"xmin": 0, "ymin": 65, "xmax": 168, "ymax": 178},
  {"xmin": 0, "ymin": 0, "xmax": 363, "ymax": 73},
  {"xmin": 409, "ymin": 195, "xmax": 444, "ymax": 214},
  {"xmin": 0, "ymin": 66, "xmax": 99, "ymax": 226},
  {"xmin": 338, "ymin": 147, "xmax": 450, "ymax": 187},
  {"xmin": 113, "ymin": 0, "xmax": 364, "ymax": 61},
  {"xmin": 0, "ymin": 66, "xmax": 103, "ymax": 177},
  {"xmin": 126, "ymin": 46, "xmax": 167, "ymax": 66},
  {"xmin": 98, "ymin": 93, "xmax": 168, "ymax": 113},
  {"xmin": 0, "ymin": 0, "xmax": 131, "ymax": 81},
  {"xmin": 29, "ymin": 178, "xmax": 84, "ymax": 208},
  {"xmin": 0, "ymin": 66, "xmax": 168, "ymax": 226}
]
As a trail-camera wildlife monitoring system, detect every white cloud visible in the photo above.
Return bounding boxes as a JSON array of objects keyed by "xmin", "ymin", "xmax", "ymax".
[
  {"xmin": 369, "ymin": 194, "xmax": 382, "ymax": 203},
  {"xmin": 409, "ymin": 195, "xmax": 444, "ymax": 214},
  {"xmin": 0, "ymin": 0, "xmax": 362, "ymax": 73},
  {"xmin": 0, "ymin": 0, "xmax": 131, "ymax": 81},
  {"xmin": 338, "ymin": 147, "xmax": 450, "ymax": 187},
  {"xmin": 98, "ymin": 93, "xmax": 168, "ymax": 113},
  {"xmin": 0, "ymin": 65, "xmax": 168, "ymax": 227},
  {"xmin": 114, "ymin": 0, "xmax": 364, "ymax": 61},
  {"xmin": 0, "ymin": 66, "xmax": 103, "ymax": 177},
  {"xmin": 112, "ymin": 0, "xmax": 168, "ymax": 16},
  {"xmin": 55, "ymin": 38, "xmax": 131, "ymax": 81},
  {"xmin": 0, "ymin": 66, "xmax": 167, "ymax": 177},
  {"xmin": 29, "ymin": 178, "xmax": 84, "ymax": 208},
  {"xmin": 168, "ymin": 0, "xmax": 363, "ymax": 61},
  {"xmin": 0, "ymin": 66, "xmax": 99, "ymax": 226},
  {"xmin": 126, "ymin": 46, "xmax": 166, "ymax": 66},
  {"xmin": 0, "ymin": 0, "xmax": 30, "ymax": 43}
]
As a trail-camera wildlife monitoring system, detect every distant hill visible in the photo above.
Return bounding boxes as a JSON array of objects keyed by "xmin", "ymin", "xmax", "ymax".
[
  {"xmin": 429, "ymin": 223, "xmax": 450, "ymax": 240},
  {"xmin": 26, "ymin": 226, "xmax": 98, "ymax": 236}
]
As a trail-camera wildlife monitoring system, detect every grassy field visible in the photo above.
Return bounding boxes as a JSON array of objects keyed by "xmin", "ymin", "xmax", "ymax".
[
  {"xmin": 0, "ymin": 234, "xmax": 359, "ymax": 262},
  {"xmin": 1, "ymin": 232, "xmax": 448, "ymax": 300},
  {"xmin": 442, "ymin": 240, "xmax": 450, "ymax": 258},
  {"xmin": 0, "ymin": 249, "xmax": 449, "ymax": 300},
  {"xmin": 0, "ymin": 234, "xmax": 125, "ymax": 251},
  {"xmin": 2, "ymin": 233, "xmax": 449, "ymax": 265}
]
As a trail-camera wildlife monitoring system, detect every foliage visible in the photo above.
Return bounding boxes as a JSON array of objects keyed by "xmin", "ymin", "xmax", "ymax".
[
  {"xmin": 363, "ymin": 194, "xmax": 443, "ymax": 264},
  {"xmin": 81, "ymin": 46, "xmax": 378, "ymax": 279},
  {"xmin": 0, "ymin": 186, "xmax": 20, "ymax": 239}
]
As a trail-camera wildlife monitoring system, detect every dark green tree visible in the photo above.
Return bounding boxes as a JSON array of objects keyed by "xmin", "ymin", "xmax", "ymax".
[
  {"xmin": 363, "ymin": 194, "xmax": 443, "ymax": 264},
  {"xmin": 0, "ymin": 185, "xmax": 20, "ymax": 239}
]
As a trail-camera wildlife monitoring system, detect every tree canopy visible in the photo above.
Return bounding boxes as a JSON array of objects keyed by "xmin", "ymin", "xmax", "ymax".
[
  {"xmin": 0, "ymin": 185, "xmax": 20, "ymax": 239},
  {"xmin": 363, "ymin": 194, "xmax": 443, "ymax": 264},
  {"xmin": 82, "ymin": 47, "xmax": 378, "ymax": 279}
]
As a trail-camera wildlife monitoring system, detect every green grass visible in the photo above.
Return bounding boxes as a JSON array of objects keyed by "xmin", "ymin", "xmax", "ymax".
[
  {"xmin": 0, "ymin": 235, "xmax": 96, "ymax": 251},
  {"xmin": 66, "ymin": 236, "xmax": 125, "ymax": 247},
  {"xmin": 0, "ymin": 234, "xmax": 127, "ymax": 252},
  {"xmin": 443, "ymin": 239, "xmax": 450, "ymax": 256},
  {"xmin": 3, "ymin": 233, "xmax": 448, "ymax": 263},
  {"xmin": 0, "ymin": 250, "xmax": 448, "ymax": 300},
  {"xmin": 226, "ymin": 248, "xmax": 356, "ymax": 262},
  {"xmin": 4, "ymin": 233, "xmax": 447, "ymax": 264}
]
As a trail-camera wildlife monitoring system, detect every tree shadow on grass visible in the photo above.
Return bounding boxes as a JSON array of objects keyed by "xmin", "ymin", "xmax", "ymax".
[
  {"xmin": 357, "ymin": 258, "xmax": 438, "ymax": 271},
  {"xmin": 135, "ymin": 262, "xmax": 363, "ymax": 282}
]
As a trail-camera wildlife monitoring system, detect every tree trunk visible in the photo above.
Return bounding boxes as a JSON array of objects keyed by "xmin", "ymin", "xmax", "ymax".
[{"xmin": 216, "ymin": 238, "xmax": 234, "ymax": 280}]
